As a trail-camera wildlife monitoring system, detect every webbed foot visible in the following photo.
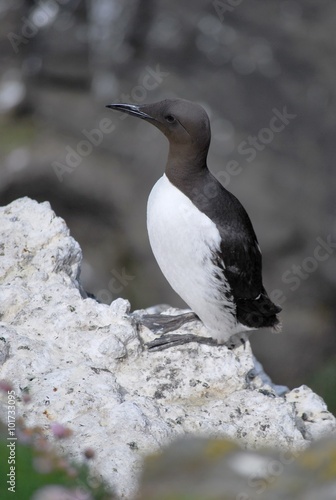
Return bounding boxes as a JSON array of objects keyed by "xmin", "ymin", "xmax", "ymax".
[
  {"xmin": 146, "ymin": 333, "xmax": 218, "ymax": 351},
  {"xmin": 135, "ymin": 311, "xmax": 199, "ymax": 335}
]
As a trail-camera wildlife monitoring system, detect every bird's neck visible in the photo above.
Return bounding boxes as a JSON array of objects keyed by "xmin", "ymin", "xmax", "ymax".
[{"xmin": 165, "ymin": 142, "xmax": 209, "ymax": 190}]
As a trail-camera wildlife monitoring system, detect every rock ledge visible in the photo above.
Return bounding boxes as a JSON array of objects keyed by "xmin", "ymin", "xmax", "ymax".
[{"xmin": 0, "ymin": 198, "xmax": 335, "ymax": 498}]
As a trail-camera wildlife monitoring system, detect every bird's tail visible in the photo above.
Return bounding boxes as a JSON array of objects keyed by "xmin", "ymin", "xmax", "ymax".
[{"xmin": 236, "ymin": 290, "xmax": 281, "ymax": 330}]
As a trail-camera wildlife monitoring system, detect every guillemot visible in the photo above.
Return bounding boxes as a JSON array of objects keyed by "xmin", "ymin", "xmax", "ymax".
[{"xmin": 107, "ymin": 99, "xmax": 281, "ymax": 349}]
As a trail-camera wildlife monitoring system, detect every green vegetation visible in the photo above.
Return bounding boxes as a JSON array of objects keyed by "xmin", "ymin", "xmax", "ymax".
[{"xmin": 0, "ymin": 421, "xmax": 115, "ymax": 500}]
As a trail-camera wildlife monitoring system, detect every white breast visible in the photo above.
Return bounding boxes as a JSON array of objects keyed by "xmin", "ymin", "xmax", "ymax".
[{"xmin": 147, "ymin": 174, "xmax": 240, "ymax": 342}]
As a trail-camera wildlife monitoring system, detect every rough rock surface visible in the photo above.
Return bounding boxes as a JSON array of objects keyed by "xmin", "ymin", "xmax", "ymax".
[{"xmin": 0, "ymin": 198, "xmax": 335, "ymax": 499}]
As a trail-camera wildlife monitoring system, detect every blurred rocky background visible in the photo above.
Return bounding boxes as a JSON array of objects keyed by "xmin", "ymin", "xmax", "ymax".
[{"xmin": 0, "ymin": 0, "xmax": 335, "ymax": 411}]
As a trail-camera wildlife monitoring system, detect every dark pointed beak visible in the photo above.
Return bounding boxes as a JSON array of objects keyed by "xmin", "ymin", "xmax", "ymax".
[{"xmin": 106, "ymin": 103, "xmax": 152, "ymax": 120}]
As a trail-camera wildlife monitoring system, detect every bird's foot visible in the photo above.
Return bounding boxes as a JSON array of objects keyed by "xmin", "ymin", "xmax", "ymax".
[
  {"xmin": 146, "ymin": 333, "xmax": 218, "ymax": 351},
  {"xmin": 135, "ymin": 311, "xmax": 199, "ymax": 335},
  {"xmin": 133, "ymin": 311, "xmax": 215, "ymax": 351},
  {"xmin": 134, "ymin": 310, "xmax": 249, "ymax": 352},
  {"xmin": 146, "ymin": 332, "xmax": 250, "ymax": 352}
]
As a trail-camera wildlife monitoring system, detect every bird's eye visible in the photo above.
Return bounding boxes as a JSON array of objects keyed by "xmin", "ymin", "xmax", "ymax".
[{"xmin": 165, "ymin": 115, "xmax": 176, "ymax": 123}]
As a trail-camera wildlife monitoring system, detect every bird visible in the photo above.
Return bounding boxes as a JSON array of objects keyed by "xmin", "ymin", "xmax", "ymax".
[{"xmin": 106, "ymin": 99, "xmax": 281, "ymax": 349}]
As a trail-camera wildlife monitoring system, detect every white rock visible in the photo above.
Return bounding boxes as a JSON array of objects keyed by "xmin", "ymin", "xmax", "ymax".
[
  {"xmin": 285, "ymin": 385, "xmax": 336, "ymax": 441},
  {"xmin": 0, "ymin": 197, "xmax": 335, "ymax": 498}
]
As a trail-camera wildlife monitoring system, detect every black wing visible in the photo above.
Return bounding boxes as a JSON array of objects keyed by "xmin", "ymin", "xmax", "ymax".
[{"xmin": 189, "ymin": 171, "xmax": 281, "ymax": 328}]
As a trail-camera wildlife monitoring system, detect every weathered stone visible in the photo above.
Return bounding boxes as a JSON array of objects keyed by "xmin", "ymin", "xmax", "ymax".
[{"xmin": 0, "ymin": 198, "xmax": 335, "ymax": 498}]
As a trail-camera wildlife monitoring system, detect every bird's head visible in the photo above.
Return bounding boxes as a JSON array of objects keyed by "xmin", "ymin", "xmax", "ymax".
[{"xmin": 106, "ymin": 98, "xmax": 211, "ymax": 153}]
